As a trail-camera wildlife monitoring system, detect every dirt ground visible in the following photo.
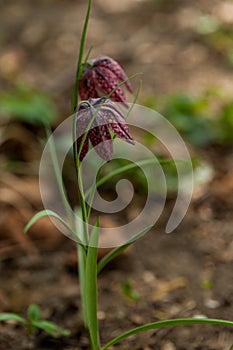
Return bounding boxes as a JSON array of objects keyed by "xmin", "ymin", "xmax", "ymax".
[{"xmin": 0, "ymin": 0, "xmax": 233, "ymax": 349}]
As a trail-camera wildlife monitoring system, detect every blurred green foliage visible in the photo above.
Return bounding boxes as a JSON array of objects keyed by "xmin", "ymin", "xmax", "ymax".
[
  {"xmin": 196, "ymin": 14, "xmax": 233, "ymax": 69},
  {"xmin": 162, "ymin": 94, "xmax": 214, "ymax": 146},
  {"xmin": 0, "ymin": 85, "xmax": 58, "ymax": 125},
  {"xmin": 143, "ymin": 91, "xmax": 233, "ymax": 147},
  {"xmin": 101, "ymin": 90, "xmax": 232, "ymax": 196},
  {"xmin": 196, "ymin": 15, "xmax": 220, "ymax": 35},
  {"xmin": 219, "ymin": 101, "xmax": 233, "ymax": 144}
]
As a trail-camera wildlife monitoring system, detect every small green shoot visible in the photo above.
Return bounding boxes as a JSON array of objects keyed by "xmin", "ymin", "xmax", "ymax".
[
  {"xmin": 0, "ymin": 304, "xmax": 70, "ymax": 338},
  {"xmin": 201, "ymin": 279, "xmax": 213, "ymax": 290},
  {"xmin": 27, "ymin": 304, "xmax": 41, "ymax": 323},
  {"xmin": 121, "ymin": 279, "xmax": 140, "ymax": 302}
]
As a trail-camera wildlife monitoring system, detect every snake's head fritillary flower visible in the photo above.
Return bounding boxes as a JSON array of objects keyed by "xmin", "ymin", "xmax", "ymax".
[
  {"xmin": 76, "ymin": 97, "xmax": 134, "ymax": 161},
  {"xmin": 79, "ymin": 56, "xmax": 132, "ymax": 107}
]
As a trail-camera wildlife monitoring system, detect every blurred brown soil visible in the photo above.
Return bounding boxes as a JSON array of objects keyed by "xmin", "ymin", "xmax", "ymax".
[{"xmin": 0, "ymin": 0, "xmax": 233, "ymax": 349}]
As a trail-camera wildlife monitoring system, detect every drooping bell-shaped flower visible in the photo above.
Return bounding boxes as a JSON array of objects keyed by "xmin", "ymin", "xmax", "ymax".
[
  {"xmin": 79, "ymin": 56, "xmax": 132, "ymax": 106},
  {"xmin": 76, "ymin": 97, "xmax": 134, "ymax": 161}
]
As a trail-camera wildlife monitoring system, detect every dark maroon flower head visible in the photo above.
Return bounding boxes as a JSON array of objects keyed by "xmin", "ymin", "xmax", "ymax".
[
  {"xmin": 76, "ymin": 97, "xmax": 134, "ymax": 161},
  {"xmin": 79, "ymin": 56, "xmax": 132, "ymax": 107}
]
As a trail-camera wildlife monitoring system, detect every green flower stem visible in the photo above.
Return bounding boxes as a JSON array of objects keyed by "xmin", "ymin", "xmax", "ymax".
[
  {"xmin": 73, "ymin": 115, "xmax": 89, "ymax": 245},
  {"xmin": 72, "ymin": 0, "xmax": 93, "ymax": 243},
  {"xmin": 85, "ymin": 221, "xmax": 100, "ymax": 349},
  {"xmin": 75, "ymin": 102, "xmax": 107, "ymax": 242},
  {"xmin": 72, "ymin": 0, "xmax": 92, "ymax": 114},
  {"xmin": 77, "ymin": 243, "xmax": 88, "ymax": 326},
  {"xmin": 101, "ymin": 318, "xmax": 233, "ymax": 350},
  {"xmin": 70, "ymin": 1, "xmax": 101, "ymax": 348},
  {"xmin": 70, "ymin": 3, "xmax": 142, "ymax": 349}
]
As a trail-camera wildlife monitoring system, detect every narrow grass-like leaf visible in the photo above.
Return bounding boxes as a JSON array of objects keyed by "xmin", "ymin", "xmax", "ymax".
[
  {"xmin": 97, "ymin": 225, "xmax": 153, "ymax": 274},
  {"xmin": 0, "ymin": 313, "xmax": 26, "ymax": 324},
  {"xmin": 24, "ymin": 210, "xmax": 68, "ymax": 234},
  {"xmin": 107, "ymin": 72, "xmax": 142, "ymax": 101},
  {"xmin": 45, "ymin": 126, "xmax": 74, "ymax": 227},
  {"xmin": 125, "ymin": 79, "xmax": 142, "ymax": 120},
  {"xmin": 23, "ymin": 209, "xmax": 84, "ymax": 247},
  {"xmin": 85, "ymin": 220, "xmax": 100, "ymax": 350},
  {"xmin": 101, "ymin": 318, "xmax": 233, "ymax": 350},
  {"xmin": 32, "ymin": 320, "xmax": 70, "ymax": 337},
  {"xmin": 85, "ymin": 159, "xmax": 171, "ymax": 199},
  {"xmin": 83, "ymin": 46, "xmax": 93, "ymax": 66}
]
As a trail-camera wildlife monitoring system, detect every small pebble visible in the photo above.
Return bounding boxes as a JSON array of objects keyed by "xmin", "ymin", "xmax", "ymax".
[
  {"xmin": 193, "ymin": 314, "xmax": 208, "ymax": 319},
  {"xmin": 97, "ymin": 310, "xmax": 106, "ymax": 320},
  {"xmin": 204, "ymin": 298, "xmax": 220, "ymax": 309},
  {"xmin": 143, "ymin": 270, "xmax": 156, "ymax": 283},
  {"xmin": 130, "ymin": 314, "xmax": 143, "ymax": 325},
  {"xmin": 161, "ymin": 340, "xmax": 176, "ymax": 350}
]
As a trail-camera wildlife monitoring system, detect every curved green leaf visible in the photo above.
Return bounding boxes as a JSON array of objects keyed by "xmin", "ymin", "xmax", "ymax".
[
  {"xmin": 101, "ymin": 318, "xmax": 233, "ymax": 350},
  {"xmin": 32, "ymin": 320, "xmax": 70, "ymax": 337},
  {"xmin": 23, "ymin": 209, "xmax": 85, "ymax": 247},
  {"xmin": 97, "ymin": 225, "xmax": 153, "ymax": 274},
  {"xmin": 85, "ymin": 158, "xmax": 172, "ymax": 200},
  {"xmin": 0, "ymin": 313, "xmax": 26, "ymax": 324}
]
